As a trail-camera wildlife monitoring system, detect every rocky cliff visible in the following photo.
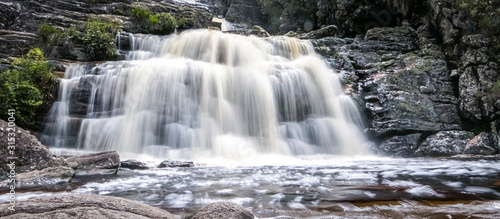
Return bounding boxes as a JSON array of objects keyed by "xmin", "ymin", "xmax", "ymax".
[{"xmin": 1, "ymin": 0, "xmax": 499, "ymax": 157}]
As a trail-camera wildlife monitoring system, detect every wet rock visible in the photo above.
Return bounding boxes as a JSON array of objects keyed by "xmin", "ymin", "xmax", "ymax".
[
  {"xmin": 297, "ymin": 25, "xmax": 338, "ymax": 39},
  {"xmin": 464, "ymin": 132, "xmax": 497, "ymax": 155},
  {"xmin": 415, "ymin": 131, "xmax": 475, "ymax": 157},
  {"xmin": 225, "ymin": 0, "xmax": 264, "ymax": 28},
  {"xmin": 120, "ymin": 159, "xmax": 149, "ymax": 170},
  {"xmin": 66, "ymin": 151, "xmax": 120, "ymax": 176},
  {"xmin": 158, "ymin": 160, "xmax": 194, "ymax": 168},
  {"xmin": 492, "ymin": 120, "xmax": 500, "ymax": 151},
  {"xmin": 4, "ymin": 166, "xmax": 74, "ymax": 188},
  {"xmin": 0, "ymin": 30, "xmax": 37, "ymax": 58},
  {"xmin": 458, "ymin": 35, "xmax": 500, "ymax": 122},
  {"xmin": 0, "ymin": 194, "xmax": 177, "ymax": 219},
  {"xmin": 365, "ymin": 27, "xmax": 419, "ymax": 53},
  {"xmin": 0, "ymin": 119, "xmax": 68, "ymax": 180},
  {"xmin": 378, "ymin": 133, "xmax": 421, "ymax": 157},
  {"xmin": 313, "ymin": 27, "xmax": 462, "ymax": 144},
  {"xmin": 187, "ymin": 202, "xmax": 254, "ymax": 219},
  {"xmin": 249, "ymin": 25, "xmax": 270, "ymax": 37}
]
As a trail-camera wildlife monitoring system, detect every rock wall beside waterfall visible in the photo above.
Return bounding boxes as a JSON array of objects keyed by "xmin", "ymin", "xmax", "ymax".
[{"xmin": 313, "ymin": 24, "xmax": 499, "ymax": 157}]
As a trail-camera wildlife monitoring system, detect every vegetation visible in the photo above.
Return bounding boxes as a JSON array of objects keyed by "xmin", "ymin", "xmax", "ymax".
[
  {"xmin": 128, "ymin": 7, "xmax": 190, "ymax": 35},
  {"xmin": 82, "ymin": 18, "xmax": 119, "ymax": 61},
  {"xmin": 456, "ymin": 0, "xmax": 500, "ymax": 44},
  {"xmin": 38, "ymin": 23, "xmax": 79, "ymax": 59},
  {"xmin": 0, "ymin": 48, "xmax": 58, "ymax": 128}
]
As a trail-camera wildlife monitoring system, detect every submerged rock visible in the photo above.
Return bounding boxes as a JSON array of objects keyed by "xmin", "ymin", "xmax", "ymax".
[
  {"xmin": 415, "ymin": 131, "xmax": 475, "ymax": 157},
  {"xmin": 187, "ymin": 202, "xmax": 254, "ymax": 219},
  {"xmin": 158, "ymin": 160, "xmax": 195, "ymax": 168},
  {"xmin": 120, "ymin": 159, "xmax": 149, "ymax": 170},
  {"xmin": 66, "ymin": 151, "xmax": 120, "ymax": 176},
  {"xmin": 464, "ymin": 132, "xmax": 497, "ymax": 155},
  {"xmin": 0, "ymin": 194, "xmax": 177, "ymax": 219}
]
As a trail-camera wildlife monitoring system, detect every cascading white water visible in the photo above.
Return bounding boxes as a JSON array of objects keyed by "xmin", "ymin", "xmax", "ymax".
[{"xmin": 41, "ymin": 30, "xmax": 370, "ymax": 160}]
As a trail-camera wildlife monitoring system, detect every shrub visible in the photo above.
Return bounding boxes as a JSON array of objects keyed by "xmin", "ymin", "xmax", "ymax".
[
  {"xmin": 37, "ymin": 23, "xmax": 80, "ymax": 59},
  {"xmin": 128, "ymin": 7, "xmax": 183, "ymax": 35},
  {"xmin": 82, "ymin": 18, "xmax": 119, "ymax": 61},
  {"xmin": 0, "ymin": 48, "xmax": 58, "ymax": 128}
]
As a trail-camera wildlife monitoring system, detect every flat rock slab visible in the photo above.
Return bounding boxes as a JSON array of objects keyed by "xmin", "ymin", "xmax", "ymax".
[
  {"xmin": 7, "ymin": 166, "xmax": 74, "ymax": 188},
  {"xmin": 0, "ymin": 194, "xmax": 176, "ymax": 219},
  {"xmin": 66, "ymin": 151, "xmax": 120, "ymax": 175}
]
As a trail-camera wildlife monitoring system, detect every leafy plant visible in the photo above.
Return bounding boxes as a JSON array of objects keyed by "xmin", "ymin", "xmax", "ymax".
[
  {"xmin": 82, "ymin": 18, "xmax": 119, "ymax": 61},
  {"xmin": 37, "ymin": 23, "xmax": 80, "ymax": 59},
  {"xmin": 128, "ymin": 7, "xmax": 184, "ymax": 35},
  {"xmin": 0, "ymin": 48, "xmax": 58, "ymax": 128}
]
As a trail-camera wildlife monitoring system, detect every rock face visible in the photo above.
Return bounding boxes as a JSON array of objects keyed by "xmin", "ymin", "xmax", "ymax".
[
  {"xmin": 0, "ymin": 194, "xmax": 177, "ymax": 219},
  {"xmin": 0, "ymin": 119, "xmax": 67, "ymax": 180},
  {"xmin": 225, "ymin": 0, "xmax": 264, "ymax": 29},
  {"xmin": 458, "ymin": 35, "xmax": 500, "ymax": 123},
  {"xmin": 312, "ymin": 26, "xmax": 466, "ymax": 156},
  {"xmin": 187, "ymin": 202, "xmax": 254, "ymax": 219},
  {"xmin": 415, "ymin": 131, "xmax": 475, "ymax": 157},
  {"xmin": 378, "ymin": 134, "xmax": 422, "ymax": 157},
  {"xmin": 0, "ymin": 0, "xmax": 213, "ymax": 59}
]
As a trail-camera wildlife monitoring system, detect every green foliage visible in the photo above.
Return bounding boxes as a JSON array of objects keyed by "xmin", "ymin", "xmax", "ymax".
[
  {"xmin": 82, "ymin": 18, "xmax": 119, "ymax": 61},
  {"xmin": 456, "ymin": 1, "xmax": 500, "ymax": 37},
  {"xmin": 38, "ymin": 23, "xmax": 61, "ymax": 42},
  {"xmin": 0, "ymin": 48, "xmax": 58, "ymax": 128},
  {"xmin": 128, "ymin": 7, "xmax": 184, "ymax": 35},
  {"xmin": 37, "ymin": 23, "xmax": 80, "ymax": 59}
]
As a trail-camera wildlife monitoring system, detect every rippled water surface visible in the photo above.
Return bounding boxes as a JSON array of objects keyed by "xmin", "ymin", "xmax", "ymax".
[{"xmin": 3, "ymin": 157, "xmax": 500, "ymax": 218}]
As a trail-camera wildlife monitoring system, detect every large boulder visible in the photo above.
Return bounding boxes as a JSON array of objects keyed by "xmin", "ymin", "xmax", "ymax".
[
  {"xmin": 0, "ymin": 194, "xmax": 177, "ymax": 219},
  {"xmin": 120, "ymin": 159, "xmax": 149, "ymax": 170},
  {"xmin": 66, "ymin": 151, "xmax": 120, "ymax": 176},
  {"xmin": 463, "ymin": 132, "xmax": 497, "ymax": 155},
  {"xmin": 0, "ymin": 119, "xmax": 67, "ymax": 180},
  {"xmin": 187, "ymin": 202, "xmax": 254, "ymax": 219},
  {"xmin": 158, "ymin": 160, "xmax": 194, "ymax": 168},
  {"xmin": 378, "ymin": 133, "xmax": 422, "ymax": 157},
  {"xmin": 415, "ymin": 131, "xmax": 475, "ymax": 157}
]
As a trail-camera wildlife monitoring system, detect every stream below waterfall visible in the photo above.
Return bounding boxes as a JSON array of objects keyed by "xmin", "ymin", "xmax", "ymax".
[{"xmin": 2, "ymin": 156, "xmax": 500, "ymax": 218}]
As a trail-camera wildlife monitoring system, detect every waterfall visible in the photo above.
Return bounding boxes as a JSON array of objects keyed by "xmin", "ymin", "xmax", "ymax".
[{"xmin": 41, "ymin": 30, "xmax": 370, "ymax": 160}]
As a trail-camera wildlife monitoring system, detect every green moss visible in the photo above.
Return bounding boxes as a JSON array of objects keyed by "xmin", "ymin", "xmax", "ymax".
[{"xmin": 0, "ymin": 48, "xmax": 58, "ymax": 128}]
